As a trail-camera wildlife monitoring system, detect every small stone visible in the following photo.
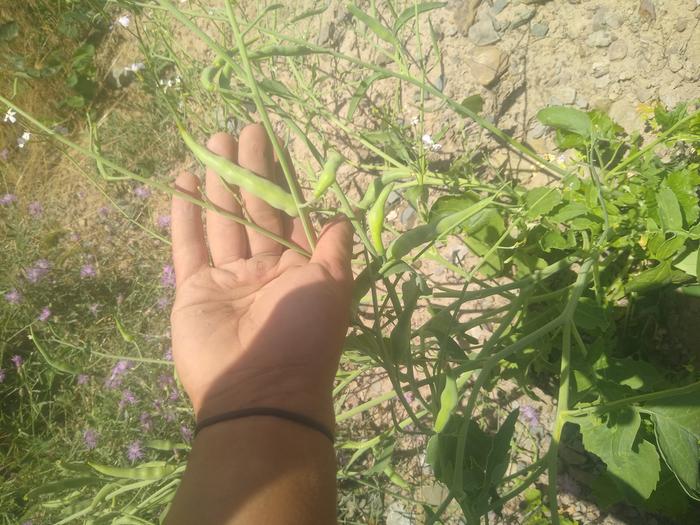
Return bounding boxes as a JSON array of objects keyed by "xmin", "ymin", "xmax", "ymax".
[
  {"xmin": 618, "ymin": 68, "xmax": 634, "ymax": 81},
  {"xmin": 510, "ymin": 5, "xmax": 536, "ymax": 29},
  {"xmin": 468, "ymin": 18, "xmax": 501, "ymax": 46},
  {"xmin": 400, "ymin": 206, "xmax": 417, "ymax": 227},
  {"xmin": 531, "ymin": 22, "xmax": 549, "ymax": 38},
  {"xmin": 668, "ymin": 54, "xmax": 685, "ymax": 73},
  {"xmin": 608, "ymin": 39, "xmax": 628, "ymax": 61},
  {"xmin": 609, "ymin": 96, "xmax": 643, "ymax": 133},
  {"xmin": 675, "ymin": 18, "xmax": 688, "ymax": 32},
  {"xmin": 639, "ymin": 0, "xmax": 657, "ymax": 22},
  {"xmin": 587, "ymin": 30, "xmax": 613, "ymax": 47},
  {"xmin": 454, "ymin": 0, "xmax": 484, "ymax": 35},
  {"xmin": 574, "ymin": 94, "xmax": 589, "ymax": 109},
  {"xmin": 468, "ymin": 45, "xmax": 509, "ymax": 85},
  {"xmin": 592, "ymin": 61, "xmax": 609, "ymax": 78},
  {"xmin": 528, "ymin": 121, "xmax": 547, "ymax": 140},
  {"xmin": 549, "ymin": 86, "xmax": 577, "ymax": 106},
  {"xmin": 491, "ymin": 0, "xmax": 510, "ymax": 15},
  {"xmin": 593, "ymin": 74, "xmax": 610, "ymax": 89},
  {"xmin": 387, "ymin": 190, "xmax": 401, "ymax": 206}
]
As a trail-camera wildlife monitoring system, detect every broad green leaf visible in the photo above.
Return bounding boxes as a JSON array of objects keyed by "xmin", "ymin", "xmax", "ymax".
[
  {"xmin": 394, "ymin": 2, "xmax": 447, "ymax": 32},
  {"xmin": 674, "ymin": 249, "xmax": 699, "ymax": 278},
  {"xmin": 486, "ymin": 409, "xmax": 518, "ymax": 485},
  {"xmin": 573, "ymin": 297, "xmax": 609, "ymax": 331},
  {"xmin": 540, "ymin": 230, "xmax": 569, "ymax": 252},
  {"xmin": 460, "ymin": 94, "xmax": 484, "ymax": 114},
  {"xmin": 626, "ymin": 261, "xmax": 672, "ymax": 293},
  {"xmin": 434, "ymin": 374, "xmax": 458, "ymax": 433},
  {"xmin": 525, "ymin": 187, "xmax": 562, "ymax": 218},
  {"xmin": 577, "ymin": 410, "xmax": 660, "ymax": 499},
  {"xmin": 647, "ymin": 231, "xmax": 687, "ymax": 261},
  {"xmin": 667, "ymin": 169, "xmax": 700, "ymax": 225},
  {"xmin": 537, "ymin": 106, "xmax": 592, "ymax": 137},
  {"xmin": 551, "ymin": 202, "xmax": 588, "ymax": 223},
  {"xmin": 657, "ymin": 187, "xmax": 683, "ymax": 231},
  {"xmin": 348, "ymin": 4, "xmax": 399, "ymax": 47},
  {"xmin": 645, "ymin": 392, "xmax": 700, "ymax": 499}
]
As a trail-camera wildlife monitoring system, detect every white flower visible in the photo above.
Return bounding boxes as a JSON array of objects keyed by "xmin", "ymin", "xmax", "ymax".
[
  {"xmin": 126, "ymin": 62, "xmax": 145, "ymax": 73},
  {"xmin": 421, "ymin": 134, "xmax": 434, "ymax": 146},
  {"xmin": 3, "ymin": 109, "xmax": 16, "ymax": 124},
  {"xmin": 410, "ymin": 116, "xmax": 419, "ymax": 126},
  {"xmin": 431, "ymin": 143, "xmax": 442, "ymax": 152},
  {"xmin": 117, "ymin": 15, "xmax": 130, "ymax": 28},
  {"xmin": 17, "ymin": 131, "xmax": 31, "ymax": 148}
]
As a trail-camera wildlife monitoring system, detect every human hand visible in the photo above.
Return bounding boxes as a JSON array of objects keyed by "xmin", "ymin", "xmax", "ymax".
[{"xmin": 170, "ymin": 124, "xmax": 353, "ymax": 430}]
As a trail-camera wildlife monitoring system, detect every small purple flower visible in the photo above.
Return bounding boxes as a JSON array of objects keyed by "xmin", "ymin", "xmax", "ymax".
[
  {"xmin": 0, "ymin": 193, "xmax": 17, "ymax": 205},
  {"xmin": 133, "ymin": 185, "xmax": 151, "ymax": 199},
  {"xmin": 77, "ymin": 374, "xmax": 89, "ymax": 385},
  {"xmin": 119, "ymin": 389, "xmax": 138, "ymax": 410},
  {"xmin": 4, "ymin": 289, "xmax": 22, "ymax": 304},
  {"xmin": 0, "ymin": 149, "xmax": 9, "ymax": 161},
  {"xmin": 402, "ymin": 391, "xmax": 414, "ymax": 404},
  {"xmin": 156, "ymin": 296, "xmax": 170, "ymax": 310},
  {"xmin": 140, "ymin": 412, "xmax": 152, "ymax": 431},
  {"xmin": 37, "ymin": 307, "xmax": 51, "ymax": 322},
  {"xmin": 28, "ymin": 201, "xmax": 43, "ymax": 217},
  {"xmin": 163, "ymin": 347, "xmax": 173, "ymax": 361},
  {"xmin": 156, "ymin": 215, "xmax": 171, "ymax": 229},
  {"xmin": 126, "ymin": 441, "xmax": 144, "ymax": 462},
  {"xmin": 105, "ymin": 360, "xmax": 132, "ymax": 389},
  {"xmin": 11, "ymin": 354, "xmax": 23, "ymax": 369},
  {"xmin": 158, "ymin": 373, "xmax": 174, "ymax": 388},
  {"xmin": 25, "ymin": 259, "xmax": 51, "ymax": 283},
  {"xmin": 0, "ymin": 369, "xmax": 5, "ymax": 383},
  {"xmin": 88, "ymin": 303, "xmax": 100, "ymax": 316},
  {"xmin": 169, "ymin": 388, "xmax": 180, "ymax": 401},
  {"xmin": 161, "ymin": 264, "xmax": 175, "ymax": 288},
  {"xmin": 180, "ymin": 425, "xmax": 193, "ymax": 443},
  {"xmin": 98, "ymin": 206, "xmax": 110, "ymax": 218},
  {"xmin": 80, "ymin": 264, "xmax": 96, "ymax": 278},
  {"xmin": 83, "ymin": 429, "xmax": 98, "ymax": 450},
  {"xmin": 520, "ymin": 405, "xmax": 540, "ymax": 428}
]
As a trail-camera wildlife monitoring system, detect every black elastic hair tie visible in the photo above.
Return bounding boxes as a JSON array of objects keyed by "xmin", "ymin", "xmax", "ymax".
[{"xmin": 195, "ymin": 407, "xmax": 335, "ymax": 443}]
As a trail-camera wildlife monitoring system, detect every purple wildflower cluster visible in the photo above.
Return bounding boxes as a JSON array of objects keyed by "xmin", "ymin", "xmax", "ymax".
[
  {"xmin": 77, "ymin": 374, "xmax": 90, "ymax": 385},
  {"xmin": 156, "ymin": 214, "xmax": 171, "ymax": 229},
  {"xmin": 98, "ymin": 206, "xmax": 110, "ymax": 218},
  {"xmin": 133, "ymin": 185, "xmax": 151, "ymax": 199},
  {"xmin": 80, "ymin": 264, "xmax": 96, "ymax": 278},
  {"xmin": 119, "ymin": 389, "xmax": 138, "ymax": 411},
  {"xmin": 83, "ymin": 429, "xmax": 98, "ymax": 450},
  {"xmin": 127, "ymin": 440, "xmax": 144, "ymax": 462},
  {"xmin": 140, "ymin": 412, "xmax": 152, "ymax": 431},
  {"xmin": 11, "ymin": 355, "xmax": 23, "ymax": 369},
  {"xmin": 0, "ymin": 193, "xmax": 17, "ymax": 205},
  {"xmin": 37, "ymin": 307, "xmax": 51, "ymax": 322},
  {"xmin": 520, "ymin": 405, "xmax": 540, "ymax": 429},
  {"xmin": 161, "ymin": 264, "xmax": 176, "ymax": 288},
  {"xmin": 27, "ymin": 201, "xmax": 43, "ymax": 217},
  {"xmin": 25, "ymin": 259, "xmax": 51, "ymax": 284},
  {"xmin": 4, "ymin": 289, "xmax": 22, "ymax": 304},
  {"xmin": 105, "ymin": 360, "xmax": 132, "ymax": 389},
  {"xmin": 180, "ymin": 425, "xmax": 193, "ymax": 443}
]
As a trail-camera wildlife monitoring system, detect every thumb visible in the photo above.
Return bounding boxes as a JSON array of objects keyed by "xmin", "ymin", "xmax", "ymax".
[{"xmin": 310, "ymin": 215, "xmax": 354, "ymax": 286}]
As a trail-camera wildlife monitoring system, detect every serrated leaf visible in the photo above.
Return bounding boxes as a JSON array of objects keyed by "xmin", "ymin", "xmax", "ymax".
[
  {"xmin": 578, "ymin": 410, "xmax": 660, "ymax": 499},
  {"xmin": 525, "ymin": 187, "xmax": 562, "ymax": 218},
  {"xmin": 394, "ymin": 2, "xmax": 447, "ymax": 32},
  {"xmin": 537, "ymin": 106, "xmax": 592, "ymax": 137},
  {"xmin": 657, "ymin": 187, "xmax": 683, "ymax": 231}
]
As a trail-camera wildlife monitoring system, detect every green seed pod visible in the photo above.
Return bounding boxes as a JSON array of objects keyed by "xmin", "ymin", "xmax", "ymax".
[
  {"xmin": 313, "ymin": 150, "xmax": 343, "ymax": 199},
  {"xmin": 179, "ymin": 124, "xmax": 298, "ymax": 217},
  {"xmin": 433, "ymin": 374, "xmax": 458, "ymax": 433},
  {"xmin": 367, "ymin": 183, "xmax": 395, "ymax": 256},
  {"xmin": 89, "ymin": 462, "xmax": 176, "ymax": 480},
  {"xmin": 200, "ymin": 65, "xmax": 218, "ymax": 92},
  {"xmin": 357, "ymin": 178, "xmax": 382, "ymax": 210}
]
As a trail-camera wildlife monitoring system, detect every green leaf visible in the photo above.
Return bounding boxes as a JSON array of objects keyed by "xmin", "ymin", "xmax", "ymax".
[
  {"xmin": 626, "ymin": 261, "xmax": 672, "ymax": 293},
  {"xmin": 389, "ymin": 277, "xmax": 419, "ymax": 364},
  {"xmin": 537, "ymin": 106, "xmax": 592, "ymax": 137},
  {"xmin": 347, "ymin": 4, "xmax": 399, "ymax": 47},
  {"xmin": 551, "ymin": 202, "xmax": 588, "ymax": 223},
  {"xmin": 667, "ymin": 169, "xmax": 700, "ymax": 225},
  {"xmin": 525, "ymin": 187, "xmax": 562, "ymax": 218},
  {"xmin": 657, "ymin": 187, "xmax": 683, "ymax": 231},
  {"xmin": 578, "ymin": 410, "xmax": 660, "ymax": 499},
  {"xmin": 394, "ymin": 2, "xmax": 447, "ymax": 32},
  {"xmin": 573, "ymin": 297, "xmax": 609, "ymax": 331},
  {"xmin": 434, "ymin": 374, "xmax": 458, "ymax": 433},
  {"xmin": 460, "ymin": 94, "xmax": 483, "ymax": 114},
  {"xmin": 88, "ymin": 462, "xmax": 176, "ymax": 480},
  {"xmin": 645, "ymin": 393, "xmax": 700, "ymax": 499},
  {"xmin": 290, "ymin": 3, "xmax": 329, "ymax": 23},
  {"xmin": 674, "ymin": 249, "xmax": 699, "ymax": 278},
  {"xmin": 0, "ymin": 21, "xmax": 18, "ymax": 41},
  {"xmin": 540, "ymin": 230, "xmax": 569, "ymax": 252},
  {"xmin": 655, "ymin": 103, "xmax": 688, "ymax": 131}
]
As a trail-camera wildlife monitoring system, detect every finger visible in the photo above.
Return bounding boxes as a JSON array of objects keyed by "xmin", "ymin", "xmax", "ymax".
[
  {"xmin": 237, "ymin": 123, "xmax": 285, "ymax": 256},
  {"xmin": 310, "ymin": 215, "xmax": 354, "ymax": 287},
  {"xmin": 205, "ymin": 132, "xmax": 249, "ymax": 265},
  {"xmin": 172, "ymin": 171, "xmax": 209, "ymax": 286}
]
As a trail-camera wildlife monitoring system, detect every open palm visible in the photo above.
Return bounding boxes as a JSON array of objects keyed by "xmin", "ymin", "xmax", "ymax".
[{"xmin": 170, "ymin": 125, "xmax": 353, "ymax": 428}]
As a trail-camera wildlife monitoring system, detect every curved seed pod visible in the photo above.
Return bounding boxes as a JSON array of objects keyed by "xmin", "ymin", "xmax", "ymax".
[
  {"xmin": 357, "ymin": 178, "xmax": 382, "ymax": 210},
  {"xmin": 179, "ymin": 124, "xmax": 298, "ymax": 217},
  {"xmin": 313, "ymin": 150, "xmax": 343, "ymax": 199},
  {"xmin": 367, "ymin": 183, "xmax": 395, "ymax": 255},
  {"xmin": 200, "ymin": 65, "xmax": 219, "ymax": 92},
  {"xmin": 88, "ymin": 462, "xmax": 176, "ymax": 480},
  {"xmin": 386, "ymin": 223, "xmax": 437, "ymax": 261}
]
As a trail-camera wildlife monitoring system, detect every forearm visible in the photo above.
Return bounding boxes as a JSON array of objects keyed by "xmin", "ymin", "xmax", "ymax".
[{"xmin": 166, "ymin": 417, "xmax": 337, "ymax": 525}]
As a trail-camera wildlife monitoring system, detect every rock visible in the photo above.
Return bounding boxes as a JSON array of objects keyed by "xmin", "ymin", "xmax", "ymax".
[
  {"xmin": 509, "ymin": 5, "xmax": 536, "ymax": 29},
  {"xmin": 468, "ymin": 46, "xmax": 509, "ymax": 85},
  {"xmin": 574, "ymin": 93, "xmax": 589, "ymax": 109},
  {"xmin": 528, "ymin": 121, "xmax": 547, "ymax": 140},
  {"xmin": 586, "ymin": 30, "xmax": 613, "ymax": 47},
  {"xmin": 592, "ymin": 7, "xmax": 622, "ymax": 31},
  {"xmin": 468, "ymin": 19, "xmax": 501, "ymax": 46},
  {"xmin": 593, "ymin": 74, "xmax": 610, "ymax": 89},
  {"xmin": 531, "ymin": 22, "xmax": 549, "ymax": 38},
  {"xmin": 675, "ymin": 18, "xmax": 689, "ymax": 32},
  {"xmin": 549, "ymin": 86, "xmax": 577, "ymax": 105},
  {"xmin": 592, "ymin": 61, "xmax": 609, "ymax": 78},
  {"xmin": 385, "ymin": 502, "xmax": 411, "ymax": 525},
  {"xmin": 387, "ymin": 191, "xmax": 401, "ymax": 207},
  {"xmin": 491, "ymin": 0, "xmax": 510, "ymax": 15},
  {"xmin": 454, "ymin": 0, "xmax": 483, "ymax": 35},
  {"xmin": 668, "ymin": 54, "xmax": 685, "ymax": 73},
  {"xmin": 609, "ymin": 96, "xmax": 643, "ymax": 133},
  {"xmin": 608, "ymin": 39, "xmax": 627, "ymax": 61},
  {"xmin": 618, "ymin": 67, "xmax": 634, "ymax": 81},
  {"xmin": 639, "ymin": 0, "xmax": 657, "ymax": 22},
  {"xmin": 400, "ymin": 206, "xmax": 417, "ymax": 227}
]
